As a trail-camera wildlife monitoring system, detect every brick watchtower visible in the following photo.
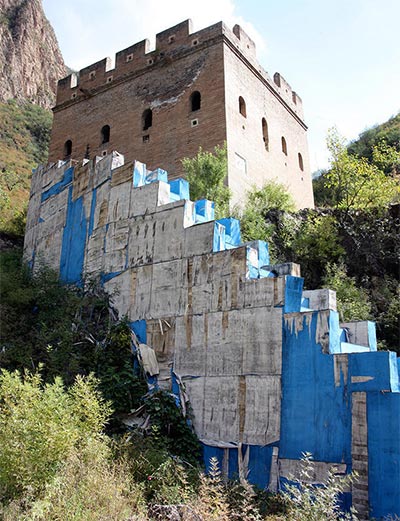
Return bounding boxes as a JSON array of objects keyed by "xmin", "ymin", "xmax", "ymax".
[{"xmin": 48, "ymin": 19, "xmax": 314, "ymax": 208}]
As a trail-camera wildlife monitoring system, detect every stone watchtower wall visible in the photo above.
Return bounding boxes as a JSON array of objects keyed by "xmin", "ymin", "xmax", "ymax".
[
  {"xmin": 24, "ymin": 153, "xmax": 400, "ymax": 519},
  {"xmin": 48, "ymin": 20, "xmax": 314, "ymax": 209}
]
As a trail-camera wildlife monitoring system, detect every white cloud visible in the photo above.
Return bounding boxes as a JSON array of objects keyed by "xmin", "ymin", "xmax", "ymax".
[{"xmin": 44, "ymin": 0, "xmax": 266, "ymax": 71}]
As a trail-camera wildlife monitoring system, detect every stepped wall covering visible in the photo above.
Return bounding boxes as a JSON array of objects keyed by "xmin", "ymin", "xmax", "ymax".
[{"xmin": 24, "ymin": 152, "xmax": 400, "ymax": 519}]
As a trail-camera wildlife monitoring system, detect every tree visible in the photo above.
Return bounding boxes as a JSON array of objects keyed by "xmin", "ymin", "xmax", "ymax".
[
  {"xmin": 325, "ymin": 128, "xmax": 399, "ymax": 212},
  {"xmin": 371, "ymin": 140, "xmax": 400, "ymax": 175},
  {"xmin": 236, "ymin": 180, "xmax": 295, "ymax": 243},
  {"xmin": 312, "ymin": 169, "xmax": 337, "ymax": 208},
  {"xmin": 181, "ymin": 143, "xmax": 231, "ymax": 219}
]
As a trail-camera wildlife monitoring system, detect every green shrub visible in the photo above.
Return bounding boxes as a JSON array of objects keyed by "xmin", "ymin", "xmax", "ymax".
[
  {"xmin": 182, "ymin": 143, "xmax": 231, "ymax": 219},
  {"xmin": 323, "ymin": 263, "xmax": 372, "ymax": 322},
  {"xmin": 0, "ymin": 370, "xmax": 111, "ymax": 500},
  {"xmin": 3, "ymin": 452, "xmax": 147, "ymax": 521},
  {"xmin": 325, "ymin": 128, "xmax": 399, "ymax": 212},
  {"xmin": 237, "ymin": 180, "xmax": 295, "ymax": 244},
  {"xmin": 290, "ymin": 214, "xmax": 345, "ymax": 288},
  {"xmin": 0, "ymin": 250, "xmax": 147, "ymax": 415},
  {"xmin": 143, "ymin": 391, "xmax": 202, "ymax": 466}
]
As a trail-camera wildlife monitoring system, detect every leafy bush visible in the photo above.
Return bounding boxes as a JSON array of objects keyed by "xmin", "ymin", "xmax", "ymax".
[
  {"xmin": 182, "ymin": 143, "xmax": 231, "ymax": 219},
  {"xmin": 323, "ymin": 263, "xmax": 372, "ymax": 322},
  {"xmin": 192, "ymin": 457, "xmax": 232, "ymax": 520},
  {"xmin": 370, "ymin": 276, "xmax": 400, "ymax": 352},
  {"xmin": 115, "ymin": 432, "xmax": 197, "ymax": 505},
  {"xmin": 237, "ymin": 181, "xmax": 295, "ymax": 244},
  {"xmin": 3, "ymin": 452, "xmax": 147, "ymax": 521},
  {"xmin": 289, "ymin": 214, "xmax": 345, "ymax": 288},
  {"xmin": 143, "ymin": 391, "xmax": 202, "ymax": 466},
  {"xmin": 312, "ymin": 170, "xmax": 337, "ymax": 208},
  {"xmin": 0, "ymin": 249, "xmax": 147, "ymax": 416},
  {"xmin": 319, "ymin": 128, "xmax": 399, "ymax": 212},
  {"xmin": 0, "ymin": 370, "xmax": 111, "ymax": 500},
  {"xmin": 372, "ymin": 141, "xmax": 400, "ymax": 175},
  {"xmin": 0, "ymin": 373, "xmax": 148, "ymax": 520},
  {"xmin": 258, "ymin": 204, "xmax": 399, "ymax": 351}
]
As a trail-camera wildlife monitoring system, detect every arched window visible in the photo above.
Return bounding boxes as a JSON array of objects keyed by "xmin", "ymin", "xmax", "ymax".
[
  {"xmin": 262, "ymin": 118, "xmax": 269, "ymax": 151},
  {"xmin": 190, "ymin": 91, "xmax": 201, "ymax": 111},
  {"xmin": 64, "ymin": 139, "xmax": 72, "ymax": 158},
  {"xmin": 142, "ymin": 109, "xmax": 153, "ymax": 131},
  {"xmin": 298, "ymin": 152, "xmax": 304, "ymax": 171},
  {"xmin": 281, "ymin": 136, "xmax": 287, "ymax": 156},
  {"xmin": 101, "ymin": 125, "xmax": 110, "ymax": 144},
  {"xmin": 239, "ymin": 96, "xmax": 246, "ymax": 117}
]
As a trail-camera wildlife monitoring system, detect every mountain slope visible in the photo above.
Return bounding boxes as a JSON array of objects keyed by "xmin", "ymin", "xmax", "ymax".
[
  {"xmin": 0, "ymin": 0, "xmax": 66, "ymax": 108},
  {"xmin": 0, "ymin": 99, "xmax": 52, "ymax": 234},
  {"xmin": 348, "ymin": 113, "xmax": 400, "ymax": 165}
]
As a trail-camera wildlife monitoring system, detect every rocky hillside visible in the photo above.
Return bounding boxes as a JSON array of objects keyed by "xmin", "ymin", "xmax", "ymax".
[
  {"xmin": 0, "ymin": 0, "xmax": 66, "ymax": 108},
  {"xmin": 0, "ymin": 99, "xmax": 52, "ymax": 235}
]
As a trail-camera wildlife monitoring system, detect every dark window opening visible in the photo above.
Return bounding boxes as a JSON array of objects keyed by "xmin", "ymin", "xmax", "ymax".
[
  {"xmin": 262, "ymin": 118, "xmax": 269, "ymax": 151},
  {"xmin": 190, "ymin": 91, "xmax": 201, "ymax": 111},
  {"xmin": 101, "ymin": 125, "xmax": 110, "ymax": 144},
  {"xmin": 84, "ymin": 144, "xmax": 90, "ymax": 159},
  {"xmin": 281, "ymin": 136, "xmax": 287, "ymax": 156},
  {"xmin": 64, "ymin": 140, "xmax": 72, "ymax": 158},
  {"xmin": 142, "ymin": 109, "xmax": 153, "ymax": 131},
  {"xmin": 143, "ymin": 135, "xmax": 150, "ymax": 143},
  {"xmin": 298, "ymin": 152, "xmax": 304, "ymax": 171},
  {"xmin": 239, "ymin": 96, "xmax": 246, "ymax": 117}
]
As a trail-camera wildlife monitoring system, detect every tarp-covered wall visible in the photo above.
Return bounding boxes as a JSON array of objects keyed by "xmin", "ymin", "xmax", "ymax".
[{"xmin": 24, "ymin": 152, "xmax": 400, "ymax": 519}]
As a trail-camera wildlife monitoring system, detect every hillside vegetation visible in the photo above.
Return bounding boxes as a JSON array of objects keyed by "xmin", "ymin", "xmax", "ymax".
[
  {"xmin": 0, "ymin": 104, "xmax": 398, "ymax": 517},
  {"xmin": 0, "ymin": 248, "xmax": 357, "ymax": 520},
  {"xmin": 348, "ymin": 112, "xmax": 400, "ymax": 168},
  {"xmin": 0, "ymin": 99, "xmax": 52, "ymax": 234},
  {"xmin": 191, "ymin": 123, "xmax": 399, "ymax": 353}
]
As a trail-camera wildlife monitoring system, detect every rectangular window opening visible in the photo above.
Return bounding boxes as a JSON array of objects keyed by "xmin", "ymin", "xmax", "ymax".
[{"xmin": 235, "ymin": 152, "xmax": 247, "ymax": 174}]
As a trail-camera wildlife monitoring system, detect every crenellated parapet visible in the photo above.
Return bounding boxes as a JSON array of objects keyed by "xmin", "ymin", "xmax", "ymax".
[
  {"xmin": 55, "ymin": 20, "xmax": 221, "ymax": 106},
  {"xmin": 273, "ymin": 72, "xmax": 303, "ymax": 114},
  {"xmin": 54, "ymin": 19, "xmax": 302, "ymax": 117}
]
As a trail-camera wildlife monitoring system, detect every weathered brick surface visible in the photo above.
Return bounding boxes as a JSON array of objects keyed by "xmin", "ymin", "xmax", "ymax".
[{"xmin": 49, "ymin": 20, "xmax": 314, "ymax": 209}]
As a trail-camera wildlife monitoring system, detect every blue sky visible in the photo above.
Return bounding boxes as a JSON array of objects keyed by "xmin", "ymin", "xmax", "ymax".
[{"xmin": 42, "ymin": 0, "xmax": 400, "ymax": 172}]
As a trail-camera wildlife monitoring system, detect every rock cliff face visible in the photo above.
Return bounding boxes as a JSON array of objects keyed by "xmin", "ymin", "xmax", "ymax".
[{"xmin": 0, "ymin": 0, "xmax": 66, "ymax": 108}]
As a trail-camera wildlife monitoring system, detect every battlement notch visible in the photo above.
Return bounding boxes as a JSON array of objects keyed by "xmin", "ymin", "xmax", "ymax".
[{"xmin": 274, "ymin": 72, "xmax": 303, "ymax": 116}]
